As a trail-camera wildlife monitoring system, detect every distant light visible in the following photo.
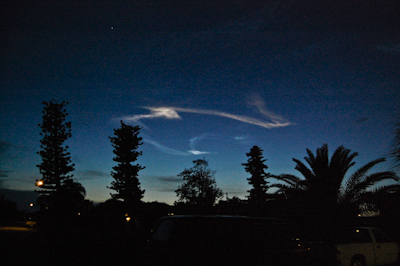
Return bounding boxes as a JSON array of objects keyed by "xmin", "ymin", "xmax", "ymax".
[
  {"xmin": 111, "ymin": 27, "xmax": 114, "ymax": 30},
  {"xmin": 126, "ymin": 217, "xmax": 131, "ymax": 222},
  {"xmin": 168, "ymin": 213, "xmax": 174, "ymax": 216},
  {"xmin": 30, "ymin": 203, "xmax": 34, "ymax": 207},
  {"xmin": 356, "ymin": 230, "xmax": 360, "ymax": 233},
  {"xmin": 36, "ymin": 180, "xmax": 44, "ymax": 186}
]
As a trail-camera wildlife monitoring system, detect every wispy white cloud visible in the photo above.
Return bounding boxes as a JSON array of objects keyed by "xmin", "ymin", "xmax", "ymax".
[
  {"xmin": 187, "ymin": 150, "xmax": 211, "ymax": 155},
  {"xmin": 234, "ymin": 135, "xmax": 248, "ymax": 141},
  {"xmin": 121, "ymin": 98, "xmax": 293, "ymax": 156},
  {"xmin": 144, "ymin": 139, "xmax": 191, "ymax": 156},
  {"xmin": 188, "ymin": 133, "xmax": 251, "ymax": 154},
  {"xmin": 234, "ymin": 135, "xmax": 251, "ymax": 145},
  {"xmin": 123, "ymin": 107, "xmax": 182, "ymax": 121},
  {"xmin": 246, "ymin": 93, "xmax": 294, "ymax": 127},
  {"xmin": 188, "ymin": 133, "xmax": 218, "ymax": 155},
  {"xmin": 144, "ymin": 138, "xmax": 212, "ymax": 156},
  {"xmin": 121, "ymin": 105, "xmax": 293, "ymax": 129}
]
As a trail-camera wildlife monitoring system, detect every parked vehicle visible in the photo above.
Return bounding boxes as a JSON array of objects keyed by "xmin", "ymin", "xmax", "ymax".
[
  {"xmin": 147, "ymin": 215, "xmax": 338, "ymax": 266},
  {"xmin": 334, "ymin": 227, "xmax": 399, "ymax": 266}
]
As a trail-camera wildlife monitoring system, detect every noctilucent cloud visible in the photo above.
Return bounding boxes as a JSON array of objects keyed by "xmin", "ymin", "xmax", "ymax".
[{"xmin": 1, "ymin": 0, "xmax": 399, "ymax": 209}]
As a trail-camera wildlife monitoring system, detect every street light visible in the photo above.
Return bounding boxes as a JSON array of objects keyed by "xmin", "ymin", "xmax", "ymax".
[{"xmin": 35, "ymin": 180, "xmax": 44, "ymax": 186}]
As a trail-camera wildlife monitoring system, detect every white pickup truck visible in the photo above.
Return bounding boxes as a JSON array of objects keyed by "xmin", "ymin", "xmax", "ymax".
[{"xmin": 335, "ymin": 227, "xmax": 399, "ymax": 266}]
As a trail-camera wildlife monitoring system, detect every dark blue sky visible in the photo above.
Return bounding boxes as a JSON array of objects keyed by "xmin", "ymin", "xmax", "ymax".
[{"xmin": 1, "ymin": 0, "xmax": 399, "ymax": 210}]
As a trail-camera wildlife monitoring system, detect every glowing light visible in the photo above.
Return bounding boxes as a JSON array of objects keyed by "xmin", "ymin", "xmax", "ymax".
[
  {"xmin": 36, "ymin": 180, "xmax": 44, "ymax": 186},
  {"xmin": 30, "ymin": 203, "xmax": 34, "ymax": 207},
  {"xmin": 126, "ymin": 217, "xmax": 131, "ymax": 222}
]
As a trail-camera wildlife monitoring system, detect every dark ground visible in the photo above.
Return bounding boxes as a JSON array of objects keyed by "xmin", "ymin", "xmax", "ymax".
[
  {"xmin": 0, "ymin": 223, "xmax": 149, "ymax": 266},
  {"xmin": 1, "ymin": 218, "xmax": 399, "ymax": 266}
]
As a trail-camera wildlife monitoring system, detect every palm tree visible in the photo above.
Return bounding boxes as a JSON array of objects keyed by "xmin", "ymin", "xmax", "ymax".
[{"xmin": 273, "ymin": 144, "xmax": 400, "ymax": 216}]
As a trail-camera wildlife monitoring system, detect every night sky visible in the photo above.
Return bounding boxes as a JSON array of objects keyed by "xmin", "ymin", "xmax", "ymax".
[{"xmin": 1, "ymin": 0, "xmax": 399, "ymax": 210}]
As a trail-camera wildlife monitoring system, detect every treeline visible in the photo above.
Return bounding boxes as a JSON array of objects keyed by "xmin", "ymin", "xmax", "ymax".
[{"xmin": 30, "ymin": 100, "xmax": 400, "ymax": 238}]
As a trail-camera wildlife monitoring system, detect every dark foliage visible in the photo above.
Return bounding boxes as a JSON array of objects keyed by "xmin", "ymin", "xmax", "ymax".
[
  {"xmin": 388, "ymin": 114, "xmax": 400, "ymax": 171},
  {"xmin": 36, "ymin": 100, "xmax": 85, "ymax": 214},
  {"xmin": 242, "ymin": 146, "xmax": 271, "ymax": 205},
  {"xmin": 0, "ymin": 195, "xmax": 19, "ymax": 224},
  {"xmin": 272, "ymin": 144, "xmax": 400, "ymax": 224},
  {"xmin": 175, "ymin": 158, "xmax": 223, "ymax": 207},
  {"xmin": 108, "ymin": 121, "xmax": 145, "ymax": 210}
]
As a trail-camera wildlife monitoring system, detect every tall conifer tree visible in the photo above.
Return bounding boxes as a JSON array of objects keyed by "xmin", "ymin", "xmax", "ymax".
[
  {"xmin": 109, "ymin": 121, "xmax": 145, "ymax": 210},
  {"xmin": 36, "ymin": 100, "xmax": 84, "ymax": 212},
  {"xmin": 242, "ymin": 146, "xmax": 271, "ymax": 205}
]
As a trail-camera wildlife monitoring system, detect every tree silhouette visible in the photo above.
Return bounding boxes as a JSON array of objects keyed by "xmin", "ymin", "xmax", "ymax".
[
  {"xmin": 175, "ymin": 158, "xmax": 223, "ymax": 206},
  {"xmin": 272, "ymin": 144, "xmax": 400, "ymax": 218},
  {"xmin": 0, "ymin": 195, "xmax": 19, "ymax": 224},
  {"xmin": 108, "ymin": 121, "xmax": 145, "ymax": 211},
  {"xmin": 242, "ymin": 146, "xmax": 271, "ymax": 205},
  {"xmin": 0, "ymin": 141, "xmax": 12, "ymax": 186},
  {"xmin": 388, "ymin": 114, "xmax": 400, "ymax": 171},
  {"xmin": 36, "ymin": 100, "xmax": 85, "ymax": 213}
]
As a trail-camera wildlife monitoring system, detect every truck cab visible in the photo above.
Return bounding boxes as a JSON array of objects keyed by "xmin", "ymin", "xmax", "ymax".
[{"xmin": 335, "ymin": 227, "xmax": 399, "ymax": 266}]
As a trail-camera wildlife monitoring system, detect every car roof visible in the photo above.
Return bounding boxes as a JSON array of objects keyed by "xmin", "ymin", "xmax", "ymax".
[{"xmin": 158, "ymin": 215, "xmax": 284, "ymax": 222}]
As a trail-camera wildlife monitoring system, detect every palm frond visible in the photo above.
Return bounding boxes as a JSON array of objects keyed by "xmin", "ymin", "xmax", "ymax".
[
  {"xmin": 363, "ymin": 171, "xmax": 399, "ymax": 186},
  {"xmin": 270, "ymin": 183, "xmax": 295, "ymax": 191},
  {"xmin": 388, "ymin": 114, "xmax": 400, "ymax": 170},
  {"xmin": 316, "ymin": 143, "xmax": 329, "ymax": 168},
  {"xmin": 304, "ymin": 144, "xmax": 329, "ymax": 180},
  {"xmin": 305, "ymin": 148, "xmax": 316, "ymax": 165},
  {"xmin": 357, "ymin": 184, "xmax": 400, "ymax": 203},
  {"xmin": 351, "ymin": 171, "xmax": 398, "ymax": 195},
  {"xmin": 293, "ymin": 158, "xmax": 314, "ymax": 181},
  {"xmin": 330, "ymin": 146, "xmax": 357, "ymax": 179},
  {"xmin": 368, "ymin": 184, "xmax": 400, "ymax": 195},
  {"xmin": 341, "ymin": 158, "xmax": 386, "ymax": 198},
  {"xmin": 341, "ymin": 170, "xmax": 398, "ymax": 204},
  {"xmin": 325, "ymin": 146, "xmax": 357, "ymax": 195},
  {"xmin": 270, "ymin": 183, "xmax": 306, "ymax": 200},
  {"xmin": 274, "ymin": 174, "xmax": 304, "ymax": 188}
]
